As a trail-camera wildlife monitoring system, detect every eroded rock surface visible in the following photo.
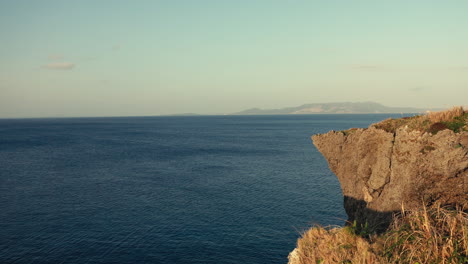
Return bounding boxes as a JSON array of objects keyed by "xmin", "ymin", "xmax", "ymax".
[{"xmin": 313, "ymin": 126, "xmax": 468, "ymax": 231}]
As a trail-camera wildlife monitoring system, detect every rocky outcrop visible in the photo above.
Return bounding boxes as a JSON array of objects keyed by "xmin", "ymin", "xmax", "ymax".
[{"xmin": 312, "ymin": 126, "xmax": 468, "ymax": 231}]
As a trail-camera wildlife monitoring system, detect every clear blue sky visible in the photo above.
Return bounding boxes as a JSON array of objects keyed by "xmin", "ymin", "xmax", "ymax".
[{"xmin": 1, "ymin": 0, "xmax": 468, "ymax": 117}]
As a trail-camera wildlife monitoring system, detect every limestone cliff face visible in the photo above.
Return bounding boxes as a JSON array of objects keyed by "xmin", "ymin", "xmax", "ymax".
[{"xmin": 312, "ymin": 126, "xmax": 468, "ymax": 230}]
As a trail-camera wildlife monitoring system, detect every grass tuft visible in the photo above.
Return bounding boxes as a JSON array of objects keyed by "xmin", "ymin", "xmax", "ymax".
[
  {"xmin": 295, "ymin": 225, "xmax": 380, "ymax": 264},
  {"xmin": 428, "ymin": 107, "xmax": 465, "ymax": 123},
  {"xmin": 293, "ymin": 205, "xmax": 468, "ymax": 264},
  {"xmin": 383, "ymin": 205, "xmax": 468, "ymax": 264}
]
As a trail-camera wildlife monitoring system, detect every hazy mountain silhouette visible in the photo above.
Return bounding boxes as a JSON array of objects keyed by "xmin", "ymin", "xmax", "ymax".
[{"xmin": 232, "ymin": 102, "xmax": 434, "ymax": 115}]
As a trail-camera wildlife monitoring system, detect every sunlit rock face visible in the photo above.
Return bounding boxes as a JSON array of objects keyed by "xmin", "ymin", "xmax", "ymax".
[{"xmin": 313, "ymin": 126, "xmax": 468, "ymax": 231}]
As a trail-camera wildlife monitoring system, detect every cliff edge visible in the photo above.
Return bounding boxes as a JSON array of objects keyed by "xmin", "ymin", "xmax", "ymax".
[
  {"xmin": 312, "ymin": 107, "xmax": 468, "ymax": 231},
  {"xmin": 288, "ymin": 107, "xmax": 468, "ymax": 264}
]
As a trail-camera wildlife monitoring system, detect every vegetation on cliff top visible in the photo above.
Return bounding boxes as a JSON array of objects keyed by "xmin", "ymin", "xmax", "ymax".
[
  {"xmin": 291, "ymin": 205, "xmax": 468, "ymax": 264},
  {"xmin": 370, "ymin": 106, "xmax": 468, "ymax": 134}
]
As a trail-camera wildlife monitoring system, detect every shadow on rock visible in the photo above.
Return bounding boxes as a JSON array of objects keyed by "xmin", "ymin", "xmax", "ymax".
[{"xmin": 343, "ymin": 196, "xmax": 399, "ymax": 234}]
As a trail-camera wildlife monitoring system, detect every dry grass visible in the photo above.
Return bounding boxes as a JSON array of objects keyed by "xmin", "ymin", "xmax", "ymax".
[
  {"xmin": 382, "ymin": 205, "xmax": 468, "ymax": 264},
  {"xmin": 372, "ymin": 116, "xmax": 427, "ymax": 133},
  {"xmin": 293, "ymin": 205, "xmax": 468, "ymax": 264},
  {"xmin": 370, "ymin": 106, "xmax": 467, "ymax": 134},
  {"xmin": 295, "ymin": 225, "xmax": 380, "ymax": 264},
  {"xmin": 428, "ymin": 106, "xmax": 465, "ymax": 123}
]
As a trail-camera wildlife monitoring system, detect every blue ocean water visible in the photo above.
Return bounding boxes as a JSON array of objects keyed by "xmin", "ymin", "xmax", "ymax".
[{"xmin": 0, "ymin": 114, "xmax": 402, "ymax": 264}]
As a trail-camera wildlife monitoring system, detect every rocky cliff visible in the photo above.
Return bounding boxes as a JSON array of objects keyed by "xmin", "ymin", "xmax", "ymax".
[
  {"xmin": 312, "ymin": 110, "xmax": 468, "ymax": 231},
  {"xmin": 288, "ymin": 108, "xmax": 468, "ymax": 264}
]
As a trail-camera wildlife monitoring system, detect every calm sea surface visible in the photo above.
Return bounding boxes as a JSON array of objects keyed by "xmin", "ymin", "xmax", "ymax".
[{"xmin": 0, "ymin": 114, "xmax": 403, "ymax": 264}]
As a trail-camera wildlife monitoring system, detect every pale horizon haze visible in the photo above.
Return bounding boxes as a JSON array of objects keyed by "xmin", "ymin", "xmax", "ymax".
[{"xmin": 1, "ymin": 0, "xmax": 468, "ymax": 118}]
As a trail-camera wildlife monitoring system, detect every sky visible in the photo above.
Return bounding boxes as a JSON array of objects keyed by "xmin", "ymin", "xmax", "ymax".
[{"xmin": 1, "ymin": 0, "xmax": 468, "ymax": 118}]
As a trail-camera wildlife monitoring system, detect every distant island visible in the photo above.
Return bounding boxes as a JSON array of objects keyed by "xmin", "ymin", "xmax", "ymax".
[
  {"xmin": 232, "ymin": 102, "xmax": 435, "ymax": 115},
  {"xmin": 166, "ymin": 113, "xmax": 201, "ymax": 116},
  {"xmin": 163, "ymin": 102, "xmax": 438, "ymax": 116}
]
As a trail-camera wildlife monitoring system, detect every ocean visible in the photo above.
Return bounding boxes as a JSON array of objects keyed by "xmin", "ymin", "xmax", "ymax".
[{"xmin": 0, "ymin": 114, "xmax": 402, "ymax": 264}]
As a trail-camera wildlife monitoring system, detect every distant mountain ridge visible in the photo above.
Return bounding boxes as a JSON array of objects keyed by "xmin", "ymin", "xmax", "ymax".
[{"xmin": 232, "ymin": 102, "xmax": 432, "ymax": 115}]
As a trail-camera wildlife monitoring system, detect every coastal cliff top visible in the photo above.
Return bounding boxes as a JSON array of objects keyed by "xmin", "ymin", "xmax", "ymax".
[
  {"xmin": 339, "ymin": 106, "xmax": 468, "ymax": 135},
  {"xmin": 372, "ymin": 106, "xmax": 468, "ymax": 134}
]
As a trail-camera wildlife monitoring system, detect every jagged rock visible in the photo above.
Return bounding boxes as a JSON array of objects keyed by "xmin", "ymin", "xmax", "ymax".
[{"xmin": 312, "ymin": 126, "xmax": 468, "ymax": 231}]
